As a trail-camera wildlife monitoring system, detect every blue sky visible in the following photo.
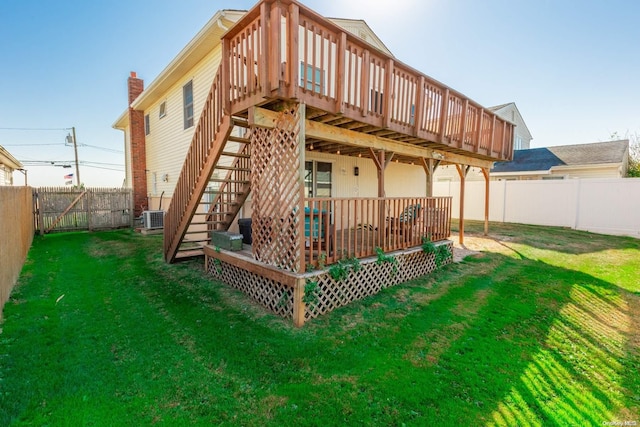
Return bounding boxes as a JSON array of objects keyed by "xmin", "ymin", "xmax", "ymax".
[{"xmin": 1, "ymin": 0, "xmax": 638, "ymax": 186}]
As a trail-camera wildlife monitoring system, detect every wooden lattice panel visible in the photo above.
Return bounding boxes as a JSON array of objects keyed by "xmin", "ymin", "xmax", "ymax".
[
  {"xmin": 304, "ymin": 242, "xmax": 453, "ymax": 320},
  {"xmin": 205, "ymin": 241, "xmax": 452, "ymax": 324},
  {"xmin": 250, "ymin": 105, "xmax": 303, "ymax": 272},
  {"xmin": 206, "ymin": 257, "xmax": 293, "ymax": 318}
]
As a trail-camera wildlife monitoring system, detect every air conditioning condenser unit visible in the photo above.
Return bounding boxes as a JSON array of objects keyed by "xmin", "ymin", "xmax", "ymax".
[{"xmin": 142, "ymin": 210, "xmax": 164, "ymax": 229}]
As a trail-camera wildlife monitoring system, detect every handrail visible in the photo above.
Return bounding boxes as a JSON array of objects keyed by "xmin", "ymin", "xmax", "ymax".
[
  {"xmin": 164, "ymin": 65, "xmax": 227, "ymax": 261},
  {"xmin": 222, "ymin": 0, "xmax": 514, "ymax": 162},
  {"xmin": 304, "ymin": 196, "xmax": 452, "ymax": 267}
]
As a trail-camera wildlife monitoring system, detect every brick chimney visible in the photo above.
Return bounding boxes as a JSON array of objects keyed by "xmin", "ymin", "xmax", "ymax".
[{"xmin": 127, "ymin": 71, "xmax": 147, "ymax": 217}]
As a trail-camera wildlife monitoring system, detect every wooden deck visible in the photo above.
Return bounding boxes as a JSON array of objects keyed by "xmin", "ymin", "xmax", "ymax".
[
  {"xmin": 164, "ymin": 0, "xmax": 514, "ymax": 266},
  {"xmin": 224, "ymin": 0, "xmax": 514, "ymax": 164}
]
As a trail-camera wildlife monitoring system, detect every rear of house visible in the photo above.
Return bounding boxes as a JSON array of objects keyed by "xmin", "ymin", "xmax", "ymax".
[{"xmin": 114, "ymin": 0, "xmax": 515, "ymax": 325}]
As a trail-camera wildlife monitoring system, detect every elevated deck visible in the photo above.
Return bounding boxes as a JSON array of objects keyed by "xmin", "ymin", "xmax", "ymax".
[{"xmin": 223, "ymin": 0, "xmax": 514, "ymax": 165}]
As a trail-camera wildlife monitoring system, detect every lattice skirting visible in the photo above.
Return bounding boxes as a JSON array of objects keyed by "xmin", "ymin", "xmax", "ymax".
[
  {"xmin": 303, "ymin": 241, "xmax": 453, "ymax": 320},
  {"xmin": 205, "ymin": 241, "xmax": 453, "ymax": 325},
  {"xmin": 205, "ymin": 257, "xmax": 294, "ymax": 319}
]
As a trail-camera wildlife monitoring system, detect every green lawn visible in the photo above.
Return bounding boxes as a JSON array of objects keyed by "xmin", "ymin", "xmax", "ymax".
[{"xmin": 1, "ymin": 222, "xmax": 639, "ymax": 426}]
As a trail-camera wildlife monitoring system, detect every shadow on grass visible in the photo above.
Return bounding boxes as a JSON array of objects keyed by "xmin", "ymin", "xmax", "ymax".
[
  {"xmin": 136, "ymin": 241, "xmax": 640, "ymax": 425},
  {"xmin": 1, "ymin": 230, "xmax": 638, "ymax": 426}
]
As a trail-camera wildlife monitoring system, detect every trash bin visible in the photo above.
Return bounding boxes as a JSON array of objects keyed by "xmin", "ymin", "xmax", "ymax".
[{"xmin": 238, "ymin": 218, "xmax": 252, "ymax": 245}]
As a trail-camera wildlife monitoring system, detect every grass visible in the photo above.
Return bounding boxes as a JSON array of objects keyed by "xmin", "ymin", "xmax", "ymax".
[{"xmin": 1, "ymin": 222, "xmax": 639, "ymax": 426}]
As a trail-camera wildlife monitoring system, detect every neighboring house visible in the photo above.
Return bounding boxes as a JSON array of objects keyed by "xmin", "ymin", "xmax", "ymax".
[
  {"xmin": 489, "ymin": 102, "xmax": 532, "ymax": 150},
  {"xmin": 114, "ymin": 0, "xmax": 515, "ymax": 325},
  {"xmin": 491, "ymin": 140, "xmax": 629, "ymax": 180},
  {"xmin": 0, "ymin": 145, "xmax": 23, "ymax": 186}
]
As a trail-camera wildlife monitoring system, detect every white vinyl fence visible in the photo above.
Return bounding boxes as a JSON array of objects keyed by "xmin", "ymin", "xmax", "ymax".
[{"xmin": 434, "ymin": 178, "xmax": 640, "ymax": 239}]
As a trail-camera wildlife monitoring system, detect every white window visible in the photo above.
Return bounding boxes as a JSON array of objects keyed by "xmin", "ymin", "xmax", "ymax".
[
  {"xmin": 183, "ymin": 81, "xmax": 194, "ymax": 129},
  {"xmin": 514, "ymin": 135, "xmax": 523, "ymax": 150},
  {"xmin": 304, "ymin": 161, "xmax": 332, "ymax": 198},
  {"xmin": 300, "ymin": 63, "xmax": 323, "ymax": 94},
  {"xmin": 159, "ymin": 101, "xmax": 166, "ymax": 119}
]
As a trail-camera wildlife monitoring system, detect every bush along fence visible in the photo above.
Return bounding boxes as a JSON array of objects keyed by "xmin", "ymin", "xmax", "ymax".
[{"xmin": 33, "ymin": 187, "xmax": 133, "ymax": 234}]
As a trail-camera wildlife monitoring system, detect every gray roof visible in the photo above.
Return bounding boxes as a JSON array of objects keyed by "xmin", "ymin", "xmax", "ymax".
[
  {"xmin": 488, "ymin": 102, "xmax": 512, "ymax": 112},
  {"xmin": 491, "ymin": 140, "xmax": 629, "ymax": 173}
]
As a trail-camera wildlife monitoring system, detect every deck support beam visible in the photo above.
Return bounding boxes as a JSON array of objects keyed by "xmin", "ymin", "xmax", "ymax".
[
  {"xmin": 481, "ymin": 167, "xmax": 490, "ymax": 236},
  {"xmin": 421, "ymin": 157, "xmax": 440, "ymax": 197},
  {"xmin": 455, "ymin": 164, "xmax": 471, "ymax": 245},
  {"xmin": 369, "ymin": 148, "xmax": 393, "ymax": 246},
  {"xmin": 249, "ymin": 107, "xmax": 494, "ymax": 169}
]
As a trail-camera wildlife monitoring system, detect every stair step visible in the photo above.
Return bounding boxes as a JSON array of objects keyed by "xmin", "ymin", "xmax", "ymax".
[
  {"xmin": 228, "ymin": 135, "xmax": 250, "ymax": 144},
  {"xmin": 190, "ymin": 221, "xmax": 227, "ymax": 225},
  {"xmin": 202, "ymin": 190, "xmax": 245, "ymax": 195},
  {"xmin": 232, "ymin": 117, "xmax": 249, "ymax": 128},
  {"xmin": 215, "ymin": 165, "xmax": 251, "ymax": 172},
  {"xmin": 180, "ymin": 238, "xmax": 211, "ymax": 244},
  {"xmin": 221, "ymin": 151, "xmax": 250, "ymax": 158},
  {"xmin": 174, "ymin": 249, "xmax": 205, "ymax": 260},
  {"xmin": 209, "ymin": 178, "xmax": 250, "ymax": 184},
  {"xmin": 192, "ymin": 211, "xmax": 236, "ymax": 216}
]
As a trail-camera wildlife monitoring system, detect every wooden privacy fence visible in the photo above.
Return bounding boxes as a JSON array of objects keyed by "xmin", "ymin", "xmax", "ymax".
[{"xmin": 33, "ymin": 187, "xmax": 133, "ymax": 234}]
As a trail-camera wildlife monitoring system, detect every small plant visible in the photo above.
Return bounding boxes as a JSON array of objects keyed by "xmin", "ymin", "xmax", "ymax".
[
  {"xmin": 212, "ymin": 258, "xmax": 222, "ymax": 274},
  {"xmin": 422, "ymin": 237, "xmax": 451, "ymax": 268},
  {"xmin": 421, "ymin": 236, "xmax": 436, "ymax": 254},
  {"xmin": 303, "ymin": 279, "xmax": 320, "ymax": 306},
  {"xmin": 318, "ymin": 252, "xmax": 327, "ymax": 269},
  {"xmin": 328, "ymin": 256, "xmax": 361, "ymax": 282},
  {"xmin": 375, "ymin": 247, "xmax": 398, "ymax": 276},
  {"xmin": 277, "ymin": 292, "xmax": 290, "ymax": 309},
  {"xmin": 435, "ymin": 244, "xmax": 452, "ymax": 268}
]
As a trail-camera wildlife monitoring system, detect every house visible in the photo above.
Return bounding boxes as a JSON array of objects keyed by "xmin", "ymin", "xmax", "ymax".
[
  {"xmin": 489, "ymin": 102, "xmax": 532, "ymax": 150},
  {"xmin": 114, "ymin": 0, "xmax": 514, "ymax": 325},
  {"xmin": 0, "ymin": 145, "xmax": 23, "ymax": 186},
  {"xmin": 491, "ymin": 140, "xmax": 629, "ymax": 180}
]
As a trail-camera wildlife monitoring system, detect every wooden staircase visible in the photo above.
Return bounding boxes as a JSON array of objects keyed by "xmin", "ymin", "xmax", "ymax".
[{"xmin": 164, "ymin": 66, "xmax": 252, "ymax": 263}]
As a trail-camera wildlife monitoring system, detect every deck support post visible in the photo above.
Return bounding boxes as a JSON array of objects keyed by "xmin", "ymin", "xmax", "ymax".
[
  {"xmin": 293, "ymin": 277, "xmax": 306, "ymax": 327},
  {"xmin": 421, "ymin": 157, "xmax": 440, "ymax": 197},
  {"xmin": 370, "ymin": 148, "xmax": 388, "ymax": 249},
  {"xmin": 455, "ymin": 164, "xmax": 471, "ymax": 245},
  {"xmin": 481, "ymin": 167, "xmax": 490, "ymax": 236}
]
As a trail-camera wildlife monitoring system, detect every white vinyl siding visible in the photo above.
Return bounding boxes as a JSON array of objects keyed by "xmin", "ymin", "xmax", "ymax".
[
  {"xmin": 143, "ymin": 44, "xmax": 223, "ymax": 199},
  {"xmin": 304, "ymin": 151, "xmax": 426, "ymax": 198}
]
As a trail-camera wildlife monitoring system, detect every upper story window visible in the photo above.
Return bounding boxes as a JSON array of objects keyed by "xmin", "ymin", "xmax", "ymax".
[
  {"xmin": 300, "ymin": 63, "xmax": 323, "ymax": 94},
  {"xmin": 183, "ymin": 81, "xmax": 194, "ymax": 129},
  {"xmin": 159, "ymin": 101, "xmax": 166, "ymax": 119},
  {"xmin": 514, "ymin": 135, "xmax": 523, "ymax": 150},
  {"xmin": 144, "ymin": 114, "xmax": 150, "ymax": 135}
]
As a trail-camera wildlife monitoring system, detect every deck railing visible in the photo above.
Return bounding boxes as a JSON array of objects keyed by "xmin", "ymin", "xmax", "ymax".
[
  {"xmin": 223, "ymin": 0, "xmax": 514, "ymax": 161},
  {"xmin": 304, "ymin": 196, "xmax": 452, "ymax": 266}
]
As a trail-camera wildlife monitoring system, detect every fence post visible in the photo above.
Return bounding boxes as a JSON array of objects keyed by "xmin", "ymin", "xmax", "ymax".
[
  {"xmin": 573, "ymin": 179, "xmax": 581, "ymax": 230},
  {"xmin": 87, "ymin": 189, "xmax": 93, "ymax": 231}
]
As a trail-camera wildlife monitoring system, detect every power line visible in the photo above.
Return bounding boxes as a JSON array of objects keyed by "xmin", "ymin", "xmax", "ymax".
[
  {"xmin": 0, "ymin": 127, "xmax": 69, "ymax": 131},
  {"xmin": 80, "ymin": 161, "xmax": 124, "ymax": 167},
  {"xmin": 80, "ymin": 143, "xmax": 124, "ymax": 154},
  {"xmin": 3, "ymin": 143, "xmax": 66, "ymax": 147}
]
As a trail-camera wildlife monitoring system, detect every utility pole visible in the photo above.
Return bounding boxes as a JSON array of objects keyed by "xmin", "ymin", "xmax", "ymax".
[{"xmin": 71, "ymin": 126, "xmax": 80, "ymax": 187}]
